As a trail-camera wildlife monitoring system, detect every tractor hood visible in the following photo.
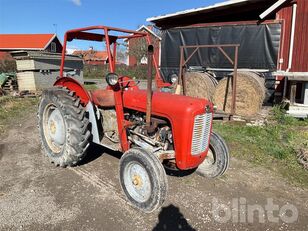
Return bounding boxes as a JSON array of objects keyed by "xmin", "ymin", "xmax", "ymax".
[
  {"xmin": 123, "ymin": 89, "xmax": 212, "ymax": 121},
  {"xmin": 123, "ymin": 88, "xmax": 213, "ymax": 170}
]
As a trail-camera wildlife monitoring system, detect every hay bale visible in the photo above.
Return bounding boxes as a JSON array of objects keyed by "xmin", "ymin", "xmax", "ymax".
[
  {"xmin": 184, "ymin": 72, "xmax": 218, "ymax": 101},
  {"xmin": 213, "ymin": 71, "xmax": 265, "ymax": 117}
]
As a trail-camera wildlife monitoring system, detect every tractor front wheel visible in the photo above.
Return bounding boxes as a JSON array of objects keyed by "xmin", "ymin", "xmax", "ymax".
[
  {"xmin": 38, "ymin": 87, "xmax": 91, "ymax": 167},
  {"xmin": 119, "ymin": 148, "xmax": 168, "ymax": 213},
  {"xmin": 196, "ymin": 131, "xmax": 230, "ymax": 178}
]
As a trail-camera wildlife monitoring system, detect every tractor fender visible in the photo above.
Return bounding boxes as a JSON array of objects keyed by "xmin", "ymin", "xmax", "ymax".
[
  {"xmin": 54, "ymin": 77, "xmax": 102, "ymax": 145},
  {"xmin": 54, "ymin": 77, "xmax": 91, "ymax": 105}
]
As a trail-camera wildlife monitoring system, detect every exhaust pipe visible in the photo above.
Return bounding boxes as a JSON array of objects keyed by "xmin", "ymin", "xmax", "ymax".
[{"xmin": 146, "ymin": 45, "xmax": 154, "ymax": 129}]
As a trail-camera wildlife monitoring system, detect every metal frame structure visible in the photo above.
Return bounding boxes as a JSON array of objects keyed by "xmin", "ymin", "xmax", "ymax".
[
  {"xmin": 61, "ymin": 26, "xmax": 147, "ymax": 76},
  {"xmin": 59, "ymin": 25, "xmax": 169, "ymax": 89},
  {"xmin": 178, "ymin": 44, "xmax": 240, "ymax": 116}
]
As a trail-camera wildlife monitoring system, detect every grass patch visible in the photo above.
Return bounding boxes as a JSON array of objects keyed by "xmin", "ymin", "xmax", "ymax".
[
  {"xmin": 84, "ymin": 64, "xmax": 151, "ymax": 80},
  {"xmin": 0, "ymin": 96, "xmax": 39, "ymax": 134},
  {"xmin": 213, "ymin": 106, "xmax": 308, "ymax": 187},
  {"xmin": 84, "ymin": 82, "xmax": 99, "ymax": 91}
]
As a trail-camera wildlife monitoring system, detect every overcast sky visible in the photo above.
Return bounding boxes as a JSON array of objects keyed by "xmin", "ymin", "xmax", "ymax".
[{"xmin": 0, "ymin": 0, "xmax": 221, "ymax": 49}]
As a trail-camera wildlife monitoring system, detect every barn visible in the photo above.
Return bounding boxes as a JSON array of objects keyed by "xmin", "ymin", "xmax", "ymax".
[{"xmin": 147, "ymin": 0, "xmax": 308, "ymax": 117}]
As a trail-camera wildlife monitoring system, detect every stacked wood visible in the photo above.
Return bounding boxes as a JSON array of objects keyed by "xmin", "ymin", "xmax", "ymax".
[
  {"xmin": 213, "ymin": 71, "xmax": 265, "ymax": 117},
  {"xmin": 184, "ymin": 72, "xmax": 218, "ymax": 101},
  {"xmin": 2, "ymin": 76, "xmax": 18, "ymax": 92}
]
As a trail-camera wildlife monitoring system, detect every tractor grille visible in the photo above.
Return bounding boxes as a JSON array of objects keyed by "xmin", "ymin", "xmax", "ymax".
[{"xmin": 191, "ymin": 112, "xmax": 212, "ymax": 155}]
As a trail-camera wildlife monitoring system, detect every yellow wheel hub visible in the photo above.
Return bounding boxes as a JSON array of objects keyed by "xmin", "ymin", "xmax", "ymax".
[
  {"xmin": 132, "ymin": 175, "xmax": 142, "ymax": 187},
  {"xmin": 49, "ymin": 120, "xmax": 57, "ymax": 134}
]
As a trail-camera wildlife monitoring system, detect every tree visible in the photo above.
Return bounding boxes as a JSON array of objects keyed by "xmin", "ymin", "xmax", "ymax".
[{"xmin": 0, "ymin": 59, "xmax": 16, "ymax": 73}]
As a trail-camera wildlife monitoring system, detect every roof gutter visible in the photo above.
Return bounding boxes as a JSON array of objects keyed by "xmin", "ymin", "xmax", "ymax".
[
  {"xmin": 259, "ymin": 0, "xmax": 288, "ymax": 19},
  {"xmin": 146, "ymin": 0, "xmax": 249, "ymax": 22}
]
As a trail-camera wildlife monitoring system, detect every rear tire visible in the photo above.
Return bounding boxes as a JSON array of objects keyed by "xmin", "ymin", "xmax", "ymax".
[
  {"xmin": 196, "ymin": 131, "xmax": 229, "ymax": 178},
  {"xmin": 119, "ymin": 148, "xmax": 168, "ymax": 213},
  {"xmin": 38, "ymin": 87, "xmax": 91, "ymax": 167}
]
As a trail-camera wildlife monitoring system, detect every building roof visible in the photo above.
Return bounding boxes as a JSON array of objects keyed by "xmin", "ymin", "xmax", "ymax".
[
  {"xmin": 0, "ymin": 34, "xmax": 58, "ymax": 50},
  {"xmin": 135, "ymin": 25, "xmax": 161, "ymax": 40},
  {"xmin": 73, "ymin": 50, "xmax": 108, "ymax": 61},
  {"xmin": 147, "ymin": 0, "xmax": 284, "ymax": 27},
  {"xmin": 147, "ymin": 0, "xmax": 250, "ymax": 22},
  {"xmin": 123, "ymin": 25, "xmax": 161, "ymax": 42}
]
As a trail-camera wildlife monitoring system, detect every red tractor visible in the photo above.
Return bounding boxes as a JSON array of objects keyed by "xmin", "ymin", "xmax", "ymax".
[{"xmin": 38, "ymin": 26, "xmax": 229, "ymax": 212}]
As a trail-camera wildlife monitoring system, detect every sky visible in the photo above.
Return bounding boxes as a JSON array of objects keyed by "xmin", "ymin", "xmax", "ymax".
[{"xmin": 0, "ymin": 0, "xmax": 222, "ymax": 50}]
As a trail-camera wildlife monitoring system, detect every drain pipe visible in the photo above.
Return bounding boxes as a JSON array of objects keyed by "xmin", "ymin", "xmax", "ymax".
[
  {"xmin": 284, "ymin": 3, "xmax": 297, "ymax": 100},
  {"xmin": 287, "ymin": 3, "xmax": 297, "ymax": 72}
]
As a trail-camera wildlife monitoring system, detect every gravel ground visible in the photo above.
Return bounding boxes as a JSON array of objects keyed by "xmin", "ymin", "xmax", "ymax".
[{"xmin": 0, "ymin": 109, "xmax": 307, "ymax": 231}]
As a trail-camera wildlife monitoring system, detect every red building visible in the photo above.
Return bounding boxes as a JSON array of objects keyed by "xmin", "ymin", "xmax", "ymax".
[
  {"xmin": 147, "ymin": 0, "xmax": 308, "ymax": 106},
  {"xmin": 127, "ymin": 25, "xmax": 161, "ymax": 67},
  {"xmin": 73, "ymin": 48, "xmax": 109, "ymax": 65}
]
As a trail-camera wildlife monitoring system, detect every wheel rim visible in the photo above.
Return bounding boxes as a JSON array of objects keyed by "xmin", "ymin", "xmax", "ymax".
[
  {"xmin": 123, "ymin": 161, "xmax": 151, "ymax": 203},
  {"xmin": 43, "ymin": 104, "xmax": 66, "ymax": 154},
  {"xmin": 202, "ymin": 148, "xmax": 216, "ymax": 168}
]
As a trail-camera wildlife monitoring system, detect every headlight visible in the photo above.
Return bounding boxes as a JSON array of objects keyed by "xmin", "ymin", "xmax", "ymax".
[
  {"xmin": 106, "ymin": 73, "xmax": 119, "ymax": 86},
  {"xmin": 169, "ymin": 74, "xmax": 178, "ymax": 84}
]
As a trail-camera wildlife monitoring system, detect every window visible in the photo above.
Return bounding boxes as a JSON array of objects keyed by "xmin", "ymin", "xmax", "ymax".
[
  {"xmin": 140, "ymin": 55, "xmax": 148, "ymax": 64},
  {"xmin": 50, "ymin": 42, "xmax": 56, "ymax": 52}
]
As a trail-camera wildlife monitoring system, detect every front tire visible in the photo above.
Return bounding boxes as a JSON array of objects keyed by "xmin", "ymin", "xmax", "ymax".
[
  {"xmin": 196, "ymin": 131, "xmax": 230, "ymax": 178},
  {"xmin": 119, "ymin": 148, "xmax": 168, "ymax": 213},
  {"xmin": 38, "ymin": 87, "xmax": 91, "ymax": 167}
]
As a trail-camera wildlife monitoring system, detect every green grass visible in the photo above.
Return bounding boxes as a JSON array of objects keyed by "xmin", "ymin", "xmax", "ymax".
[
  {"xmin": 84, "ymin": 83, "xmax": 99, "ymax": 91},
  {"xmin": 0, "ymin": 96, "xmax": 39, "ymax": 134},
  {"xmin": 83, "ymin": 64, "xmax": 150, "ymax": 80},
  {"xmin": 213, "ymin": 106, "xmax": 308, "ymax": 187}
]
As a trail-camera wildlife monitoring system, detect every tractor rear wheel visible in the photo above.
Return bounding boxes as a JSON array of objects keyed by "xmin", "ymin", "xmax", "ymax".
[
  {"xmin": 38, "ymin": 87, "xmax": 91, "ymax": 167},
  {"xmin": 119, "ymin": 148, "xmax": 168, "ymax": 213},
  {"xmin": 196, "ymin": 131, "xmax": 229, "ymax": 178}
]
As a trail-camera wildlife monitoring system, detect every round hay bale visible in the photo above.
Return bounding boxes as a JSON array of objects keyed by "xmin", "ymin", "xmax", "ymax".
[
  {"xmin": 184, "ymin": 72, "xmax": 218, "ymax": 101},
  {"xmin": 213, "ymin": 71, "xmax": 265, "ymax": 117}
]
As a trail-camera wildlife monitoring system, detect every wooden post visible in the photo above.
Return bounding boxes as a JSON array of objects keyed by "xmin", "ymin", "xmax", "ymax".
[
  {"xmin": 290, "ymin": 81, "xmax": 297, "ymax": 105},
  {"xmin": 231, "ymin": 46, "xmax": 239, "ymax": 116},
  {"xmin": 304, "ymin": 82, "xmax": 308, "ymax": 106}
]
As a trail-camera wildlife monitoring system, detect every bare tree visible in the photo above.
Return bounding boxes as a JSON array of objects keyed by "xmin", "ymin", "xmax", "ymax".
[
  {"xmin": 116, "ymin": 43, "xmax": 128, "ymax": 64},
  {"xmin": 0, "ymin": 60, "xmax": 16, "ymax": 73}
]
